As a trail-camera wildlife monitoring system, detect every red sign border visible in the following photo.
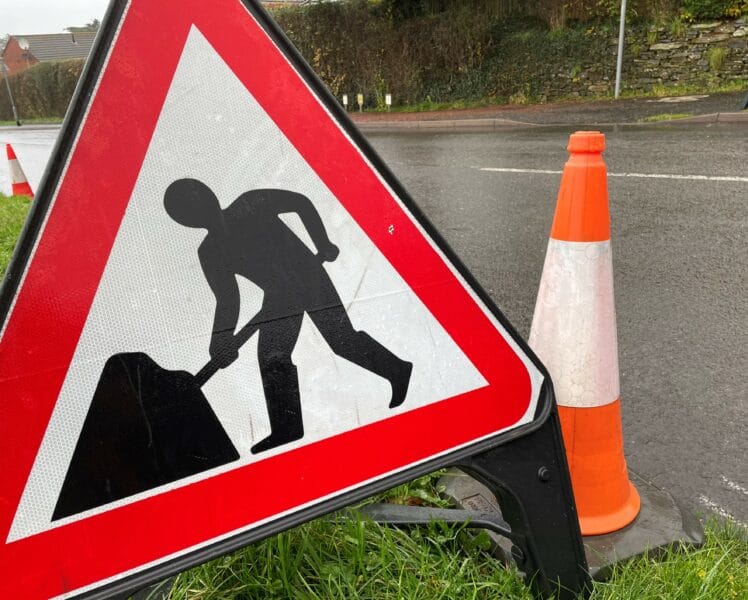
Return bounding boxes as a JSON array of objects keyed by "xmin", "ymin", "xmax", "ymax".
[{"xmin": 0, "ymin": 1, "xmax": 549, "ymax": 597}]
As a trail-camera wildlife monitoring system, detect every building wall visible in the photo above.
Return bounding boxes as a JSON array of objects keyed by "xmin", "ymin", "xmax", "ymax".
[
  {"xmin": 551, "ymin": 19, "xmax": 748, "ymax": 99},
  {"xmin": 1, "ymin": 38, "xmax": 40, "ymax": 77}
]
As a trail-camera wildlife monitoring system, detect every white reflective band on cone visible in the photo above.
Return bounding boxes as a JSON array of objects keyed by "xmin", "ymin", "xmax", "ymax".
[
  {"xmin": 9, "ymin": 159, "xmax": 25, "ymax": 184},
  {"xmin": 529, "ymin": 238, "xmax": 620, "ymax": 408}
]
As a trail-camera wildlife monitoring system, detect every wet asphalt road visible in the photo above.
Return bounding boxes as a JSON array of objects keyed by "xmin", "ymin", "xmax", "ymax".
[
  {"xmin": 1, "ymin": 120, "xmax": 745, "ymax": 525},
  {"xmin": 366, "ymin": 123, "xmax": 747, "ymax": 524}
]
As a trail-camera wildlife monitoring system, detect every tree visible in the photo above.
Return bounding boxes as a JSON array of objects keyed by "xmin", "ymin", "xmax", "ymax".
[
  {"xmin": 382, "ymin": 0, "xmax": 490, "ymax": 21},
  {"xmin": 65, "ymin": 19, "xmax": 101, "ymax": 33},
  {"xmin": 386, "ymin": 0, "xmax": 425, "ymax": 19}
]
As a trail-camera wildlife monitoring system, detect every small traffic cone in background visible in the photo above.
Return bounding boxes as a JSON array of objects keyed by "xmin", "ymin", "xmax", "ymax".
[
  {"xmin": 529, "ymin": 131, "xmax": 640, "ymax": 536},
  {"xmin": 6, "ymin": 143, "xmax": 34, "ymax": 198}
]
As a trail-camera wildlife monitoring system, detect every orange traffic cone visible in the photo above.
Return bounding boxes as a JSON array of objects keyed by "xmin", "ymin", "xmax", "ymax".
[
  {"xmin": 529, "ymin": 131, "xmax": 640, "ymax": 536},
  {"xmin": 6, "ymin": 144, "xmax": 34, "ymax": 198}
]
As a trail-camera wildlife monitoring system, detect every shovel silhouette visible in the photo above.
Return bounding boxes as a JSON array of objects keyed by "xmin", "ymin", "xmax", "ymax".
[{"xmin": 53, "ymin": 318, "xmax": 260, "ymax": 520}]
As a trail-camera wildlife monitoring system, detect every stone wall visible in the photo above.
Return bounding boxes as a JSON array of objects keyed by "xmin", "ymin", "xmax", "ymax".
[{"xmin": 559, "ymin": 19, "xmax": 746, "ymax": 98}]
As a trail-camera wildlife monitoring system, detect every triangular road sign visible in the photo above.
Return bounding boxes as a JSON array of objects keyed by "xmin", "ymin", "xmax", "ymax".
[{"xmin": 0, "ymin": 1, "xmax": 545, "ymax": 597}]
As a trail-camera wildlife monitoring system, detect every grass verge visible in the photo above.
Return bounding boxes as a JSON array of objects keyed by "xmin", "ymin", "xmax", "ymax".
[
  {"xmin": 592, "ymin": 520, "xmax": 746, "ymax": 599},
  {"xmin": 0, "ymin": 193, "xmax": 32, "ymax": 276},
  {"xmin": 1, "ymin": 195, "xmax": 746, "ymax": 599},
  {"xmin": 386, "ymin": 97, "xmax": 510, "ymax": 113},
  {"xmin": 639, "ymin": 112, "xmax": 694, "ymax": 123},
  {"xmin": 168, "ymin": 491, "xmax": 746, "ymax": 599}
]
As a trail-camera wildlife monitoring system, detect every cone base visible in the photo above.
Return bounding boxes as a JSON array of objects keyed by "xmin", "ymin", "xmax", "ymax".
[{"xmin": 12, "ymin": 183, "xmax": 34, "ymax": 198}]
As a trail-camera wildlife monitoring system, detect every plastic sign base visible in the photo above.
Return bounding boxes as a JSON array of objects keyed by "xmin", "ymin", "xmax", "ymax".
[
  {"xmin": 366, "ymin": 398, "xmax": 592, "ymax": 600},
  {"xmin": 440, "ymin": 466, "xmax": 703, "ymax": 584}
]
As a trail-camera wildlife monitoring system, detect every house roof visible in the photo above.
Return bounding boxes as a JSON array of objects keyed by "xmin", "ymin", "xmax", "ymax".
[{"xmin": 6, "ymin": 32, "xmax": 96, "ymax": 62}]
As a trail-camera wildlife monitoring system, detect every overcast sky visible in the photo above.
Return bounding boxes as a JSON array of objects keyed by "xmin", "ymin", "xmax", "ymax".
[{"xmin": 3, "ymin": 0, "xmax": 110, "ymax": 35}]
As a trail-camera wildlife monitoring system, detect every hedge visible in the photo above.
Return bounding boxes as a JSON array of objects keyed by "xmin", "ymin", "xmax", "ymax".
[{"xmin": 0, "ymin": 59, "xmax": 83, "ymax": 121}]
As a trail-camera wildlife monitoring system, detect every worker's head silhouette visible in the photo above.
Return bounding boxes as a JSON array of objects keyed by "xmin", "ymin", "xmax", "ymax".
[{"xmin": 164, "ymin": 178, "xmax": 221, "ymax": 230}]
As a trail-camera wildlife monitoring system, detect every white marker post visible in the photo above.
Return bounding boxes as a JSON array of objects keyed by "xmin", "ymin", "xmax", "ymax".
[
  {"xmin": 614, "ymin": 0, "xmax": 627, "ymax": 99},
  {"xmin": 342, "ymin": 94, "xmax": 348, "ymax": 111},
  {"xmin": 385, "ymin": 93, "xmax": 392, "ymax": 112},
  {"xmin": 1, "ymin": 62, "xmax": 21, "ymax": 126},
  {"xmin": 357, "ymin": 93, "xmax": 363, "ymax": 113}
]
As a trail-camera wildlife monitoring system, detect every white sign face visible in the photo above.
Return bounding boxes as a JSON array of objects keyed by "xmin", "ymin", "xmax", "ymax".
[{"xmin": 9, "ymin": 27, "xmax": 490, "ymax": 542}]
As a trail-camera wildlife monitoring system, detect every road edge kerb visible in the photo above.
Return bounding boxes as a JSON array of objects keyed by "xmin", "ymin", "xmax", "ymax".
[
  {"xmin": 0, "ymin": 124, "xmax": 63, "ymax": 132},
  {"xmin": 678, "ymin": 111, "xmax": 748, "ymax": 123}
]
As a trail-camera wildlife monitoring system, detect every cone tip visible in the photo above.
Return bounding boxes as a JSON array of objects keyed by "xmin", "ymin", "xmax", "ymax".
[
  {"xmin": 6, "ymin": 143, "xmax": 17, "ymax": 160},
  {"xmin": 568, "ymin": 131, "xmax": 605, "ymax": 154}
]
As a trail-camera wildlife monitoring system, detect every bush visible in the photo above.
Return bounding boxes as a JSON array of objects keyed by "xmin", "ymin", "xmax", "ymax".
[
  {"xmin": 680, "ymin": 0, "xmax": 745, "ymax": 19},
  {"xmin": 274, "ymin": 1, "xmax": 498, "ymax": 105},
  {"xmin": 707, "ymin": 46, "xmax": 729, "ymax": 70}
]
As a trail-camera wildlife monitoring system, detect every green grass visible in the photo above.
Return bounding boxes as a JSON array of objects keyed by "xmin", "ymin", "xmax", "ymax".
[
  {"xmin": 165, "ymin": 470, "xmax": 748, "ymax": 599},
  {"xmin": 168, "ymin": 473, "xmax": 535, "ymax": 600},
  {"xmin": 0, "ymin": 117, "xmax": 63, "ymax": 126},
  {"xmin": 1, "ymin": 194, "xmax": 746, "ymax": 599},
  {"xmin": 169, "ymin": 515, "xmax": 534, "ymax": 599},
  {"xmin": 592, "ymin": 521, "xmax": 747, "ymax": 599},
  {"xmin": 706, "ymin": 47, "xmax": 728, "ymax": 72},
  {"xmin": 0, "ymin": 193, "xmax": 32, "ymax": 277},
  {"xmin": 639, "ymin": 112, "xmax": 694, "ymax": 123},
  {"xmin": 167, "ymin": 487, "xmax": 746, "ymax": 600}
]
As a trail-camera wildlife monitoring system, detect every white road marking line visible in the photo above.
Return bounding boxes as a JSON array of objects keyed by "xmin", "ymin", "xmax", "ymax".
[
  {"xmin": 609, "ymin": 172, "xmax": 748, "ymax": 182},
  {"xmin": 698, "ymin": 495, "xmax": 736, "ymax": 520},
  {"xmin": 476, "ymin": 166, "xmax": 748, "ymax": 183},
  {"xmin": 698, "ymin": 494, "xmax": 747, "ymax": 527},
  {"xmin": 721, "ymin": 475, "xmax": 748, "ymax": 497}
]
